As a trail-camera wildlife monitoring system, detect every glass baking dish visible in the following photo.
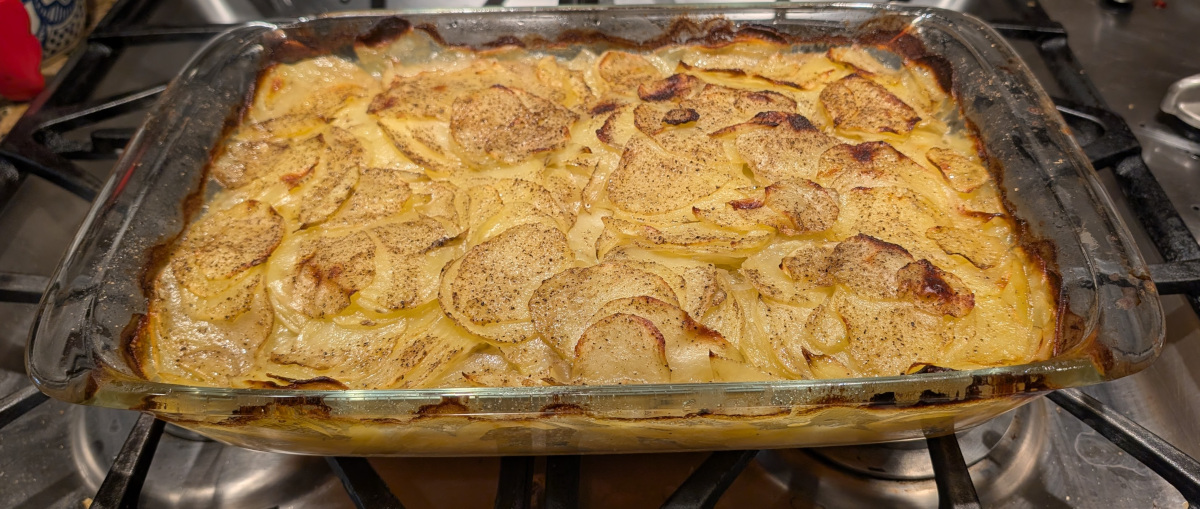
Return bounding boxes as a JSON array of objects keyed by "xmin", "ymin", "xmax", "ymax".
[{"xmin": 27, "ymin": 4, "xmax": 1164, "ymax": 456}]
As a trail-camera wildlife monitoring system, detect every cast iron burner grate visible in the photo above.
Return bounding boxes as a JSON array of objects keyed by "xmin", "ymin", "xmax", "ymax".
[{"xmin": 2, "ymin": 1, "xmax": 1200, "ymax": 508}]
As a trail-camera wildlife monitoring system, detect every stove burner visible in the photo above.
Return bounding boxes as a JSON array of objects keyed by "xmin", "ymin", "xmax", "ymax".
[
  {"xmin": 807, "ymin": 406, "xmax": 1029, "ymax": 481},
  {"xmin": 755, "ymin": 402, "xmax": 1045, "ymax": 507},
  {"xmin": 69, "ymin": 406, "xmax": 340, "ymax": 507}
]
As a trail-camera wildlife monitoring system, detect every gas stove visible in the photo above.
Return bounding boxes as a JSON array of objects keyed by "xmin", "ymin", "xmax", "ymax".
[{"xmin": 2, "ymin": 1, "xmax": 1200, "ymax": 508}]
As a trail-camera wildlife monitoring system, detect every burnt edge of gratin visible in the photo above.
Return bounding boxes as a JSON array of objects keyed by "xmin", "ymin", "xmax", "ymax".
[{"xmin": 114, "ymin": 13, "xmax": 1087, "ymax": 419}]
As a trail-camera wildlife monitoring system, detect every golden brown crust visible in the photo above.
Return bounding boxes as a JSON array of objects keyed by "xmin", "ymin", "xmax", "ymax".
[
  {"xmin": 820, "ymin": 74, "xmax": 920, "ymax": 134},
  {"xmin": 450, "ymin": 85, "xmax": 578, "ymax": 165}
]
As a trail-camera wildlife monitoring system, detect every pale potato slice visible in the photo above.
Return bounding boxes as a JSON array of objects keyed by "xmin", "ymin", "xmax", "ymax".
[
  {"xmin": 710, "ymin": 355, "xmax": 782, "ymax": 382},
  {"xmin": 827, "ymin": 46, "xmax": 890, "ymax": 75},
  {"xmin": 358, "ymin": 216, "xmax": 462, "ymax": 312},
  {"xmin": 450, "ymin": 85, "xmax": 578, "ymax": 165},
  {"xmin": 172, "ymin": 200, "xmax": 284, "ymax": 298},
  {"xmin": 606, "ymin": 135, "xmax": 730, "ymax": 214},
  {"xmin": 596, "ymin": 217, "xmax": 773, "ymax": 260},
  {"xmin": 498, "ymin": 336, "xmax": 570, "ymax": 385},
  {"xmin": 680, "ymin": 84, "xmax": 797, "ymax": 132},
  {"xmin": 601, "ymin": 248, "xmax": 726, "ymax": 319},
  {"xmin": 326, "ymin": 167, "xmax": 412, "ymax": 227},
  {"xmin": 571, "ymin": 313, "xmax": 672, "ymax": 385},
  {"xmin": 597, "ymin": 51, "xmax": 664, "ymax": 96},
  {"xmin": 410, "ymin": 180, "xmax": 464, "ymax": 228},
  {"xmin": 287, "ymin": 230, "xmax": 377, "ymax": 318},
  {"xmin": 740, "ymin": 239, "xmax": 831, "ymax": 305},
  {"xmin": 717, "ymin": 111, "xmax": 838, "ymax": 184},
  {"xmin": 439, "ymin": 222, "xmax": 573, "ymax": 344},
  {"xmin": 152, "ymin": 267, "xmax": 274, "ymax": 385},
  {"xmin": 757, "ymin": 297, "xmax": 819, "ymax": 377},
  {"xmin": 819, "ymin": 73, "xmax": 921, "ymax": 134},
  {"xmin": 926, "ymin": 224, "xmax": 1007, "ymax": 270},
  {"xmin": 926, "ymin": 147, "xmax": 990, "ymax": 194},
  {"xmin": 211, "ymin": 135, "xmax": 323, "ymax": 189},
  {"xmin": 529, "ymin": 261, "xmax": 680, "ymax": 358},
  {"xmin": 270, "ymin": 316, "xmax": 406, "ymax": 371},
  {"xmin": 357, "ymin": 313, "xmax": 483, "ymax": 389},
  {"xmin": 376, "ymin": 117, "xmax": 463, "ymax": 175},
  {"xmin": 296, "ymin": 127, "xmax": 363, "ymax": 228},
  {"xmin": 590, "ymin": 296, "xmax": 733, "ymax": 383}
]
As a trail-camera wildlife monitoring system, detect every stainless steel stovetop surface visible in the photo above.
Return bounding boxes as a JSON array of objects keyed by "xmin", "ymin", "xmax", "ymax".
[{"xmin": 2, "ymin": 1, "xmax": 1198, "ymax": 507}]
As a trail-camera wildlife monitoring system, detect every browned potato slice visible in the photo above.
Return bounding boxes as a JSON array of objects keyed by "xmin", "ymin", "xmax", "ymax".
[
  {"xmin": 680, "ymin": 84, "xmax": 797, "ymax": 132},
  {"xmin": 597, "ymin": 51, "xmax": 664, "ymax": 96},
  {"xmin": 530, "ymin": 261, "xmax": 680, "ymax": 358},
  {"xmin": 211, "ymin": 135, "xmax": 323, "ymax": 190},
  {"xmin": 596, "ymin": 104, "xmax": 666, "ymax": 149},
  {"xmin": 288, "ymin": 230, "xmax": 377, "ymax": 318},
  {"xmin": 926, "ymin": 147, "xmax": 990, "ymax": 194},
  {"xmin": 896, "ymin": 260, "xmax": 975, "ymax": 317},
  {"xmin": 780, "ymin": 242, "xmax": 837, "ymax": 288},
  {"xmin": 297, "ymin": 127, "xmax": 363, "ymax": 228},
  {"xmin": 327, "ymin": 167, "xmax": 412, "ymax": 227},
  {"xmin": 816, "ymin": 141, "xmax": 944, "ymax": 197},
  {"xmin": 172, "ymin": 200, "xmax": 284, "ymax": 298},
  {"xmin": 832, "ymin": 187, "xmax": 944, "ymax": 255},
  {"xmin": 439, "ymin": 222, "xmax": 573, "ymax": 344},
  {"xmin": 716, "ymin": 111, "xmax": 837, "ymax": 184},
  {"xmin": 606, "ymin": 136, "xmax": 730, "ymax": 214},
  {"xmin": 590, "ymin": 296, "xmax": 733, "ymax": 383},
  {"xmin": 819, "ymin": 74, "xmax": 920, "ymax": 134},
  {"xmin": 369, "ymin": 73, "xmax": 457, "ymax": 120},
  {"xmin": 571, "ymin": 313, "xmax": 671, "ymax": 385},
  {"xmin": 829, "ymin": 234, "xmax": 916, "ymax": 300},
  {"xmin": 633, "ymin": 103, "xmax": 670, "ymax": 136},
  {"xmin": 450, "ymin": 85, "xmax": 578, "ymax": 165},
  {"xmin": 663, "ymin": 108, "xmax": 700, "ymax": 126},
  {"xmin": 638, "ymin": 74, "xmax": 704, "ymax": 102}
]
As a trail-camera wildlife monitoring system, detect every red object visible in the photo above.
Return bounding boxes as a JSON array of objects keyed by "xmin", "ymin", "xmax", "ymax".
[
  {"xmin": 0, "ymin": 0, "xmax": 45, "ymax": 101},
  {"xmin": 1153, "ymin": 0, "xmax": 1168, "ymax": 9}
]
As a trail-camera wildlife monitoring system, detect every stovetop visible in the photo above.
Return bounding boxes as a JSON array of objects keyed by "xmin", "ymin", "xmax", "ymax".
[{"xmin": 2, "ymin": 1, "xmax": 1199, "ymax": 508}]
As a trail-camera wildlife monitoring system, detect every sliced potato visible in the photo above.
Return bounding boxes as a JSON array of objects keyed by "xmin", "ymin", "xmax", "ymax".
[
  {"xmin": 358, "ymin": 216, "xmax": 461, "ymax": 311},
  {"xmin": 896, "ymin": 259, "xmax": 975, "ymax": 317},
  {"xmin": 597, "ymin": 51, "xmax": 664, "ymax": 96},
  {"xmin": 720, "ymin": 111, "xmax": 838, "ymax": 184},
  {"xmin": 606, "ymin": 135, "xmax": 730, "ymax": 214},
  {"xmin": 530, "ymin": 261, "xmax": 679, "ymax": 358},
  {"xmin": 440, "ymin": 222, "xmax": 573, "ymax": 343},
  {"xmin": 816, "ymin": 141, "xmax": 944, "ymax": 200},
  {"xmin": 762, "ymin": 179, "xmax": 839, "ymax": 234},
  {"xmin": 680, "ymin": 84, "xmax": 797, "ymax": 132},
  {"xmin": 638, "ymin": 73, "xmax": 705, "ymax": 102},
  {"xmin": 829, "ymin": 233, "xmax": 915, "ymax": 300},
  {"xmin": 596, "ymin": 217, "xmax": 773, "ymax": 260},
  {"xmin": 571, "ymin": 313, "xmax": 672, "ymax": 385},
  {"xmin": 287, "ymin": 230, "xmax": 378, "ymax": 318},
  {"xmin": 296, "ymin": 127, "xmax": 363, "ymax": 228},
  {"xmin": 819, "ymin": 73, "xmax": 920, "ymax": 134},
  {"xmin": 591, "ymin": 296, "xmax": 733, "ymax": 383},
  {"xmin": 450, "ymin": 85, "xmax": 578, "ymax": 165},
  {"xmin": 172, "ymin": 200, "xmax": 284, "ymax": 298},
  {"xmin": 326, "ymin": 167, "xmax": 412, "ymax": 227},
  {"xmin": 211, "ymin": 135, "xmax": 323, "ymax": 189},
  {"xmin": 926, "ymin": 147, "xmax": 990, "ymax": 194}
]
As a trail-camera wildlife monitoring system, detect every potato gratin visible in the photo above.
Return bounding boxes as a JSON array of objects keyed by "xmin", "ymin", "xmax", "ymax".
[{"xmin": 139, "ymin": 29, "xmax": 1058, "ymax": 389}]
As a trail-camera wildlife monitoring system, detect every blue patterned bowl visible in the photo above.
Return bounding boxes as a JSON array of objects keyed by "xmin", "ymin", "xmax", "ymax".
[{"xmin": 22, "ymin": 0, "xmax": 87, "ymax": 59}]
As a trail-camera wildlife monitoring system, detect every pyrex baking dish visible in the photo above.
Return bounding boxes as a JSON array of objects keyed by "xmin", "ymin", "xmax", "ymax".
[{"xmin": 27, "ymin": 4, "xmax": 1164, "ymax": 456}]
